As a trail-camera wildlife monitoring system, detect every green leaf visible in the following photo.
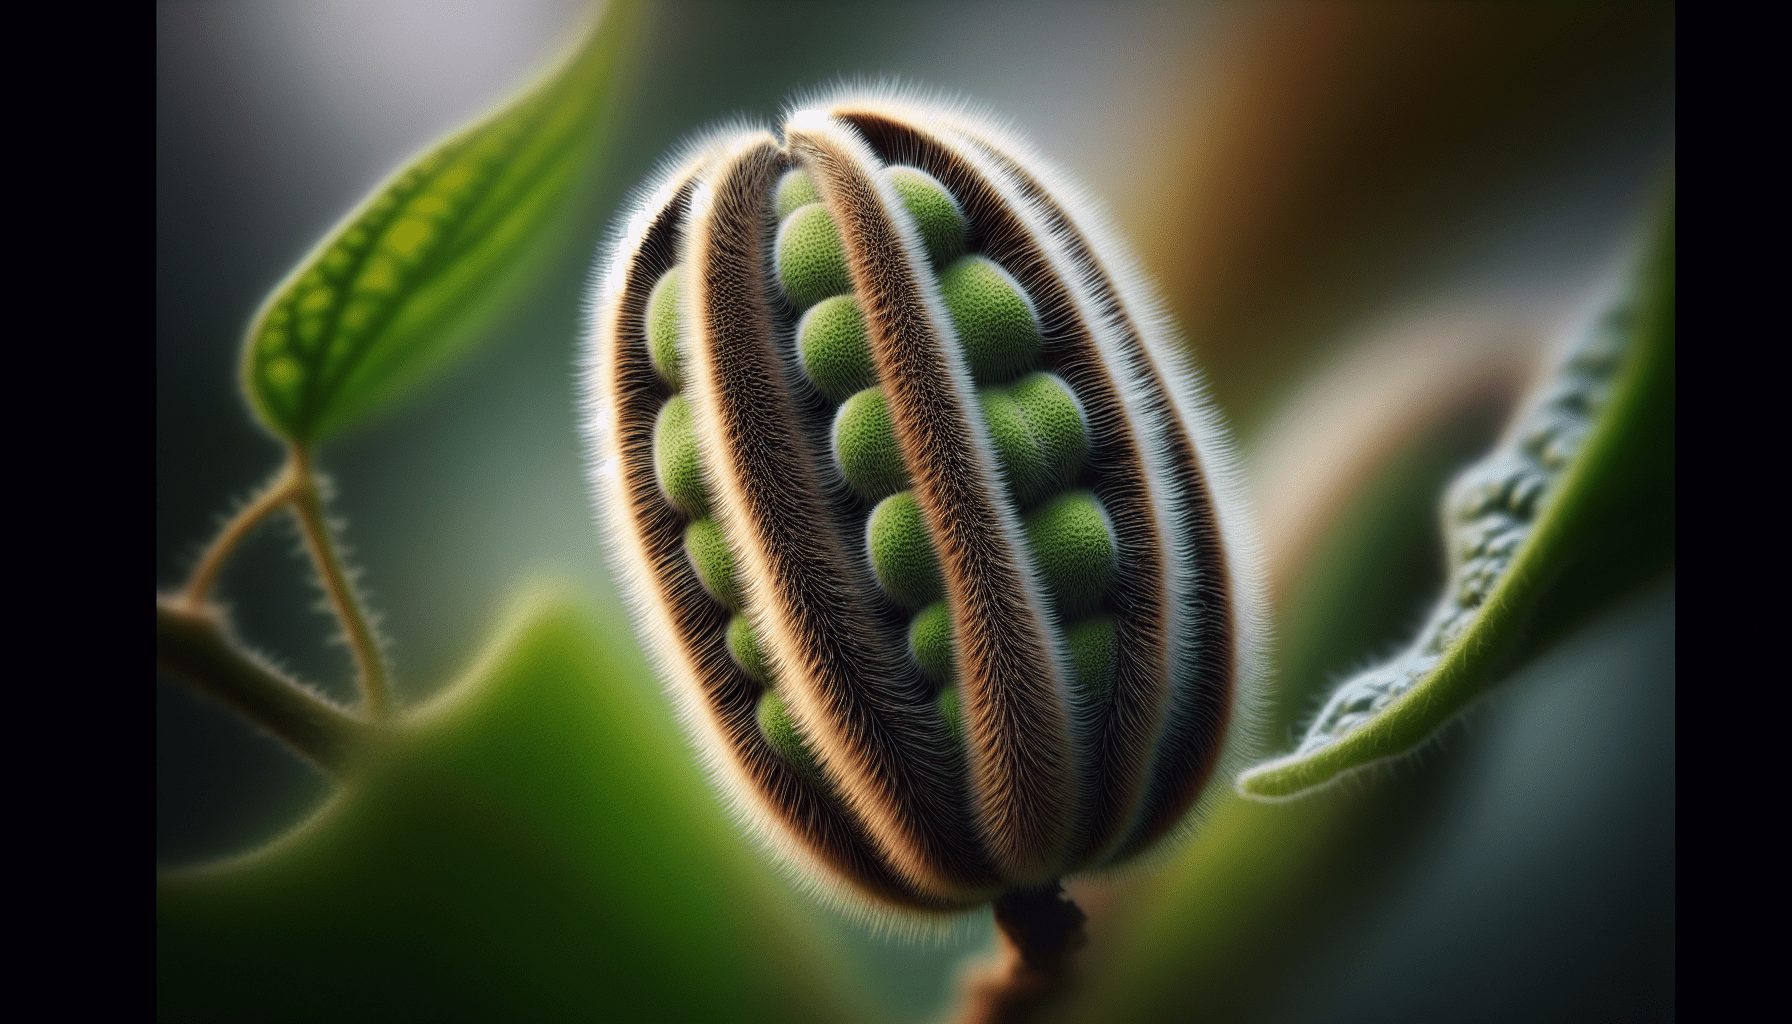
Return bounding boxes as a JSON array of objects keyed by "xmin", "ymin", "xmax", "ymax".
[
  {"xmin": 1053, "ymin": 582, "xmax": 1676, "ymax": 1024},
  {"xmin": 240, "ymin": 1, "xmax": 642, "ymax": 445},
  {"xmin": 1237, "ymin": 203, "xmax": 1674, "ymax": 800},
  {"xmin": 157, "ymin": 585, "xmax": 874, "ymax": 1024},
  {"xmin": 1044, "ymin": 348, "xmax": 1601, "ymax": 1022}
]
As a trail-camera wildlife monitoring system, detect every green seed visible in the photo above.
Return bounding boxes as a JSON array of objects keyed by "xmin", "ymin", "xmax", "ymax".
[
  {"xmin": 593, "ymin": 97, "xmax": 1261, "ymax": 910},
  {"xmin": 653, "ymin": 394, "xmax": 708, "ymax": 518},
  {"xmin": 1023, "ymin": 491, "xmax": 1115, "ymax": 618},
  {"xmin": 887, "ymin": 165, "xmax": 966, "ymax": 265},
  {"xmin": 868, "ymin": 491, "xmax": 943, "ymax": 608},
  {"xmin": 684, "ymin": 517, "xmax": 741, "ymax": 609},
  {"xmin": 798, "ymin": 295, "xmax": 876, "ymax": 403},
  {"xmin": 1010, "ymin": 372, "xmax": 1087, "ymax": 476},
  {"xmin": 909, "ymin": 602, "xmax": 956, "ymax": 684},
  {"xmin": 980, "ymin": 388, "xmax": 1044, "ymax": 505},
  {"xmin": 758, "ymin": 689, "xmax": 823, "ymax": 779},
  {"xmin": 980, "ymin": 372, "xmax": 1087, "ymax": 508},
  {"xmin": 940, "ymin": 255, "xmax": 1040, "ymax": 384},
  {"xmin": 834, "ymin": 387, "xmax": 911, "ymax": 501},
  {"xmin": 1064, "ymin": 614, "xmax": 1117, "ymax": 701},
  {"xmin": 775, "ymin": 169, "xmax": 821, "ymax": 220},
  {"xmin": 937, "ymin": 686, "xmax": 964, "ymax": 741},
  {"xmin": 727, "ymin": 613, "xmax": 771, "ymax": 684},
  {"xmin": 644, "ymin": 265, "xmax": 685, "ymax": 389},
  {"xmin": 776, "ymin": 202, "xmax": 851, "ymax": 308}
]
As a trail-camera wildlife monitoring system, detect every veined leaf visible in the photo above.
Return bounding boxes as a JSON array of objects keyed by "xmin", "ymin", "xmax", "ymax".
[
  {"xmin": 1238, "ymin": 204, "xmax": 1674, "ymax": 800},
  {"xmin": 1054, "ymin": 582, "xmax": 1676, "ymax": 1023},
  {"xmin": 1047, "ymin": 333, "xmax": 1657, "ymax": 1022},
  {"xmin": 241, "ymin": 0, "xmax": 641, "ymax": 444},
  {"xmin": 158, "ymin": 586, "xmax": 872, "ymax": 1023}
]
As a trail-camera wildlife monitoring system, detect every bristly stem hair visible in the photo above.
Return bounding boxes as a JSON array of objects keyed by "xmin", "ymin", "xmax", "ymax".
[
  {"xmin": 288, "ymin": 447, "xmax": 393, "ymax": 721},
  {"xmin": 157, "ymin": 445, "xmax": 396, "ymax": 771},
  {"xmin": 177, "ymin": 461, "xmax": 301, "ymax": 610},
  {"xmin": 155, "ymin": 598, "xmax": 369, "ymax": 772}
]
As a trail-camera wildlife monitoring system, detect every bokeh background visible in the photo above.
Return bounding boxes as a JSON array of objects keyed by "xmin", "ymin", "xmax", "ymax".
[{"xmin": 158, "ymin": 2, "xmax": 1674, "ymax": 1021}]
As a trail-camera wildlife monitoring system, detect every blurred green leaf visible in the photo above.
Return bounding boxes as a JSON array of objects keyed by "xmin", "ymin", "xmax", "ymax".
[
  {"xmin": 1046, "ymin": 366, "xmax": 1518, "ymax": 1022},
  {"xmin": 1055, "ymin": 583, "xmax": 1676, "ymax": 1024},
  {"xmin": 1238, "ymin": 204, "xmax": 1673, "ymax": 800},
  {"xmin": 240, "ymin": 0, "xmax": 641, "ymax": 445},
  {"xmin": 1264, "ymin": 390, "xmax": 1514, "ymax": 752},
  {"xmin": 158, "ymin": 586, "xmax": 873, "ymax": 1024}
]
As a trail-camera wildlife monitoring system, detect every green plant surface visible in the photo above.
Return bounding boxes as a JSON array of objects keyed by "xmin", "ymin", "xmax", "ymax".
[
  {"xmin": 158, "ymin": 7, "xmax": 1676, "ymax": 1021},
  {"xmin": 1043, "ymin": 302, "xmax": 1672, "ymax": 1020},
  {"xmin": 1237, "ymin": 209, "xmax": 1674, "ymax": 800},
  {"xmin": 158, "ymin": 585, "xmax": 872, "ymax": 1023},
  {"xmin": 1031, "ymin": 340, "xmax": 1528, "ymax": 1021},
  {"xmin": 240, "ymin": 1, "xmax": 640, "ymax": 445},
  {"xmin": 1053, "ymin": 580, "xmax": 1675, "ymax": 1024}
]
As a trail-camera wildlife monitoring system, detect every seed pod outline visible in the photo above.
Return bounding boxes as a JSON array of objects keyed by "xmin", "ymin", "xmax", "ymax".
[{"xmin": 583, "ymin": 89, "xmax": 1269, "ymax": 926}]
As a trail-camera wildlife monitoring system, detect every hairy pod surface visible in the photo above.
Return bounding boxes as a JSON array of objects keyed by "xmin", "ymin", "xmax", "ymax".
[{"xmin": 583, "ymin": 91, "xmax": 1266, "ymax": 919}]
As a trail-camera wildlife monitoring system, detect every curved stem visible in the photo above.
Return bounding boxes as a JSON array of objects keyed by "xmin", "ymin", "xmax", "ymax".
[
  {"xmin": 288, "ymin": 446, "xmax": 394, "ymax": 721},
  {"xmin": 157, "ymin": 599, "xmax": 371, "ymax": 773},
  {"xmin": 957, "ymin": 882, "xmax": 1088, "ymax": 1024},
  {"xmin": 178, "ymin": 461, "xmax": 300, "ymax": 610}
]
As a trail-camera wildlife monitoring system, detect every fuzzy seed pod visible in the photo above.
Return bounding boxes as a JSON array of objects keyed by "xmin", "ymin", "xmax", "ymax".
[{"xmin": 584, "ymin": 90, "xmax": 1266, "ymax": 920}]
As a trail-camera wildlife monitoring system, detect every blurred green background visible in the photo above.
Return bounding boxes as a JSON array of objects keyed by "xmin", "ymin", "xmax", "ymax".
[{"xmin": 157, "ymin": 2, "xmax": 1674, "ymax": 1021}]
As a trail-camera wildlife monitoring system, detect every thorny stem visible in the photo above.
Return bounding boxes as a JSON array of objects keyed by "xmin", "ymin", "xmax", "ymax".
[
  {"xmin": 957, "ymin": 882, "xmax": 1088, "ymax": 1024},
  {"xmin": 156, "ymin": 599, "xmax": 371, "ymax": 773},
  {"xmin": 160, "ymin": 446, "xmax": 395, "ymax": 769},
  {"xmin": 177, "ymin": 461, "xmax": 301, "ymax": 610},
  {"xmin": 288, "ymin": 446, "xmax": 394, "ymax": 721}
]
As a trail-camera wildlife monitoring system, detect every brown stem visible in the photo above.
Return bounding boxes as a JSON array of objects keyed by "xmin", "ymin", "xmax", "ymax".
[
  {"xmin": 177, "ymin": 460, "xmax": 300, "ymax": 610},
  {"xmin": 156, "ymin": 598, "xmax": 372, "ymax": 773},
  {"xmin": 288, "ymin": 447, "xmax": 394, "ymax": 721},
  {"xmin": 956, "ymin": 882, "xmax": 1088, "ymax": 1024}
]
